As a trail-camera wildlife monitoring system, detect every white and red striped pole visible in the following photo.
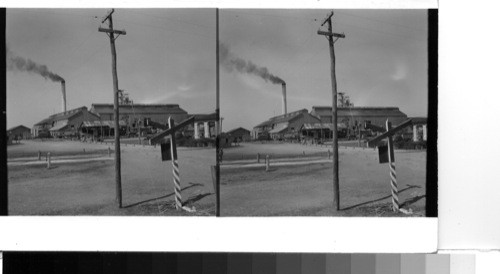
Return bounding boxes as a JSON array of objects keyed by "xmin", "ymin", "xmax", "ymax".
[
  {"xmin": 172, "ymin": 156, "xmax": 182, "ymax": 209},
  {"xmin": 386, "ymin": 120, "xmax": 399, "ymax": 211},
  {"xmin": 168, "ymin": 117, "xmax": 182, "ymax": 210}
]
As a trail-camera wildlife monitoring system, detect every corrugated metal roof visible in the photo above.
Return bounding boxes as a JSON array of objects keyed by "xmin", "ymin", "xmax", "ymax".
[
  {"xmin": 268, "ymin": 124, "xmax": 289, "ymax": 134},
  {"xmin": 311, "ymin": 106, "xmax": 407, "ymax": 118},
  {"xmin": 91, "ymin": 104, "xmax": 188, "ymax": 115},
  {"xmin": 49, "ymin": 121, "xmax": 69, "ymax": 131},
  {"xmin": 227, "ymin": 127, "xmax": 250, "ymax": 135},
  {"xmin": 81, "ymin": 120, "xmax": 127, "ymax": 128},
  {"xmin": 301, "ymin": 123, "xmax": 347, "ymax": 130},
  {"xmin": 255, "ymin": 109, "xmax": 308, "ymax": 128},
  {"xmin": 410, "ymin": 117, "xmax": 427, "ymax": 125},
  {"xmin": 34, "ymin": 106, "xmax": 88, "ymax": 126},
  {"xmin": 7, "ymin": 125, "xmax": 30, "ymax": 132}
]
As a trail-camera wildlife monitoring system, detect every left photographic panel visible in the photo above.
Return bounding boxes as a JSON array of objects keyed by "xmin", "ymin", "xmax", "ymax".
[{"xmin": 5, "ymin": 8, "xmax": 219, "ymax": 216}]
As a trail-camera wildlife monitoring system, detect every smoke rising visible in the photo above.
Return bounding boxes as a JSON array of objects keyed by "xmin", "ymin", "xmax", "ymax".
[
  {"xmin": 220, "ymin": 43, "xmax": 285, "ymax": 85},
  {"xmin": 7, "ymin": 47, "xmax": 64, "ymax": 82}
]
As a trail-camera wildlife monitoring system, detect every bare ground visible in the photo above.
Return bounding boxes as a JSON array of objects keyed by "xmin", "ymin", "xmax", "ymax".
[
  {"xmin": 220, "ymin": 142, "xmax": 426, "ymax": 217},
  {"xmin": 7, "ymin": 140, "xmax": 216, "ymax": 216}
]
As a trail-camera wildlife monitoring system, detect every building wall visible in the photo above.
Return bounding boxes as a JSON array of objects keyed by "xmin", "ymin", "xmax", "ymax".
[
  {"xmin": 228, "ymin": 128, "xmax": 251, "ymax": 142},
  {"xmin": 32, "ymin": 124, "xmax": 51, "ymax": 137},
  {"xmin": 339, "ymin": 115, "xmax": 408, "ymax": 130},
  {"xmin": 288, "ymin": 113, "xmax": 321, "ymax": 133},
  {"xmin": 8, "ymin": 127, "xmax": 31, "ymax": 139},
  {"xmin": 311, "ymin": 108, "xmax": 408, "ymax": 131},
  {"xmin": 96, "ymin": 112, "xmax": 189, "ymax": 129},
  {"xmin": 51, "ymin": 110, "xmax": 100, "ymax": 137}
]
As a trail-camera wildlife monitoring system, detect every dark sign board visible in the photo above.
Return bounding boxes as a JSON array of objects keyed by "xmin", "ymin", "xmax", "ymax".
[
  {"xmin": 161, "ymin": 142, "xmax": 174, "ymax": 161},
  {"xmin": 378, "ymin": 145, "xmax": 394, "ymax": 164}
]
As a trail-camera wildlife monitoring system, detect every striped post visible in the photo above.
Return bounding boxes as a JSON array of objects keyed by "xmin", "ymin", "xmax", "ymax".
[
  {"xmin": 386, "ymin": 120, "xmax": 399, "ymax": 212},
  {"xmin": 172, "ymin": 157, "xmax": 182, "ymax": 209},
  {"xmin": 389, "ymin": 162, "xmax": 399, "ymax": 211},
  {"xmin": 169, "ymin": 117, "xmax": 182, "ymax": 210}
]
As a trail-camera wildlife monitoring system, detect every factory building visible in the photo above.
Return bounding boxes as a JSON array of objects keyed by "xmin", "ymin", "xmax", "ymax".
[
  {"xmin": 32, "ymin": 106, "xmax": 100, "ymax": 138},
  {"xmin": 89, "ymin": 104, "xmax": 217, "ymax": 139},
  {"xmin": 90, "ymin": 104, "xmax": 190, "ymax": 131},
  {"xmin": 410, "ymin": 117, "xmax": 428, "ymax": 141},
  {"xmin": 310, "ymin": 106, "xmax": 408, "ymax": 133},
  {"xmin": 252, "ymin": 109, "xmax": 322, "ymax": 140}
]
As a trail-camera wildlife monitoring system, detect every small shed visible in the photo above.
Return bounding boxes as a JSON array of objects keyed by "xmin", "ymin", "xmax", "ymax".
[
  {"xmin": 7, "ymin": 125, "xmax": 31, "ymax": 140},
  {"xmin": 227, "ymin": 127, "xmax": 251, "ymax": 143}
]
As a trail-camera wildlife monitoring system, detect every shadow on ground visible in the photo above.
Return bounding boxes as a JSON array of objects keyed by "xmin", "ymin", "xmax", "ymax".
[
  {"xmin": 123, "ymin": 183, "xmax": 204, "ymax": 208},
  {"xmin": 341, "ymin": 184, "xmax": 422, "ymax": 211}
]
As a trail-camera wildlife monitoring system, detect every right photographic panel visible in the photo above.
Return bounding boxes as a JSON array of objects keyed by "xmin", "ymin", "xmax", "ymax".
[{"xmin": 218, "ymin": 9, "xmax": 437, "ymax": 217}]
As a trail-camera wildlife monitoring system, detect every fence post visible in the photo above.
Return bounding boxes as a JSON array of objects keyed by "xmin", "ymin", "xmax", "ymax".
[{"xmin": 47, "ymin": 152, "xmax": 51, "ymax": 169}]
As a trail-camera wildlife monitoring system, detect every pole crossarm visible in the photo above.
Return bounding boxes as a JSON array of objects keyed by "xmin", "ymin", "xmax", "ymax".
[
  {"xmin": 98, "ymin": 27, "xmax": 127, "ymax": 35},
  {"xmin": 367, "ymin": 119, "xmax": 413, "ymax": 147},
  {"xmin": 317, "ymin": 30, "xmax": 346, "ymax": 38},
  {"xmin": 149, "ymin": 116, "xmax": 196, "ymax": 145}
]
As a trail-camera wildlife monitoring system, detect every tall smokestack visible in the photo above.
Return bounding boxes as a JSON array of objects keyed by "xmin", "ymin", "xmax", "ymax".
[
  {"xmin": 282, "ymin": 83, "xmax": 287, "ymax": 115},
  {"xmin": 61, "ymin": 80, "xmax": 66, "ymax": 113}
]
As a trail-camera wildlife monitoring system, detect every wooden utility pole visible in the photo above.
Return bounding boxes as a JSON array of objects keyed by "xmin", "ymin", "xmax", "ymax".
[
  {"xmin": 99, "ymin": 9, "xmax": 126, "ymax": 208},
  {"xmin": 215, "ymin": 8, "xmax": 221, "ymax": 216},
  {"xmin": 318, "ymin": 11, "xmax": 345, "ymax": 210}
]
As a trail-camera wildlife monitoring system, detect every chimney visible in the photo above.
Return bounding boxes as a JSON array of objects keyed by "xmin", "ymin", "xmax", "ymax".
[
  {"xmin": 61, "ymin": 80, "xmax": 66, "ymax": 113},
  {"xmin": 281, "ymin": 83, "xmax": 287, "ymax": 115}
]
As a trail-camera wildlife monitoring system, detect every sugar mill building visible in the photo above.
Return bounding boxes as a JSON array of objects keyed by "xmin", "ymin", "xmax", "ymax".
[
  {"xmin": 310, "ymin": 106, "xmax": 408, "ymax": 130},
  {"xmin": 252, "ymin": 109, "xmax": 322, "ymax": 140},
  {"xmin": 32, "ymin": 106, "xmax": 100, "ymax": 138},
  {"xmin": 90, "ymin": 103, "xmax": 190, "ymax": 131},
  {"xmin": 88, "ymin": 104, "xmax": 217, "ymax": 139}
]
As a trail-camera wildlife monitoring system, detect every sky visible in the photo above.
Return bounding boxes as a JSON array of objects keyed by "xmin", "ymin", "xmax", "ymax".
[
  {"xmin": 6, "ymin": 9, "xmax": 428, "ymax": 131},
  {"xmin": 6, "ymin": 8, "xmax": 217, "ymax": 128},
  {"xmin": 219, "ymin": 9, "xmax": 428, "ymax": 131}
]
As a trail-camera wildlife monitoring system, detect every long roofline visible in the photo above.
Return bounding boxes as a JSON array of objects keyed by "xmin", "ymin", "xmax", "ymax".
[
  {"xmin": 227, "ymin": 127, "xmax": 250, "ymax": 134},
  {"xmin": 7, "ymin": 125, "xmax": 30, "ymax": 131},
  {"xmin": 312, "ymin": 106, "xmax": 401, "ymax": 110},
  {"xmin": 34, "ymin": 106, "xmax": 89, "ymax": 126},
  {"xmin": 91, "ymin": 103, "xmax": 181, "ymax": 107},
  {"xmin": 254, "ymin": 109, "xmax": 310, "ymax": 128}
]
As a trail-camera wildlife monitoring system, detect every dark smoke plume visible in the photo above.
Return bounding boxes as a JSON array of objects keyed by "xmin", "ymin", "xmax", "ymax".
[
  {"xmin": 220, "ymin": 43, "xmax": 284, "ymax": 85},
  {"xmin": 6, "ymin": 47, "xmax": 64, "ymax": 82}
]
